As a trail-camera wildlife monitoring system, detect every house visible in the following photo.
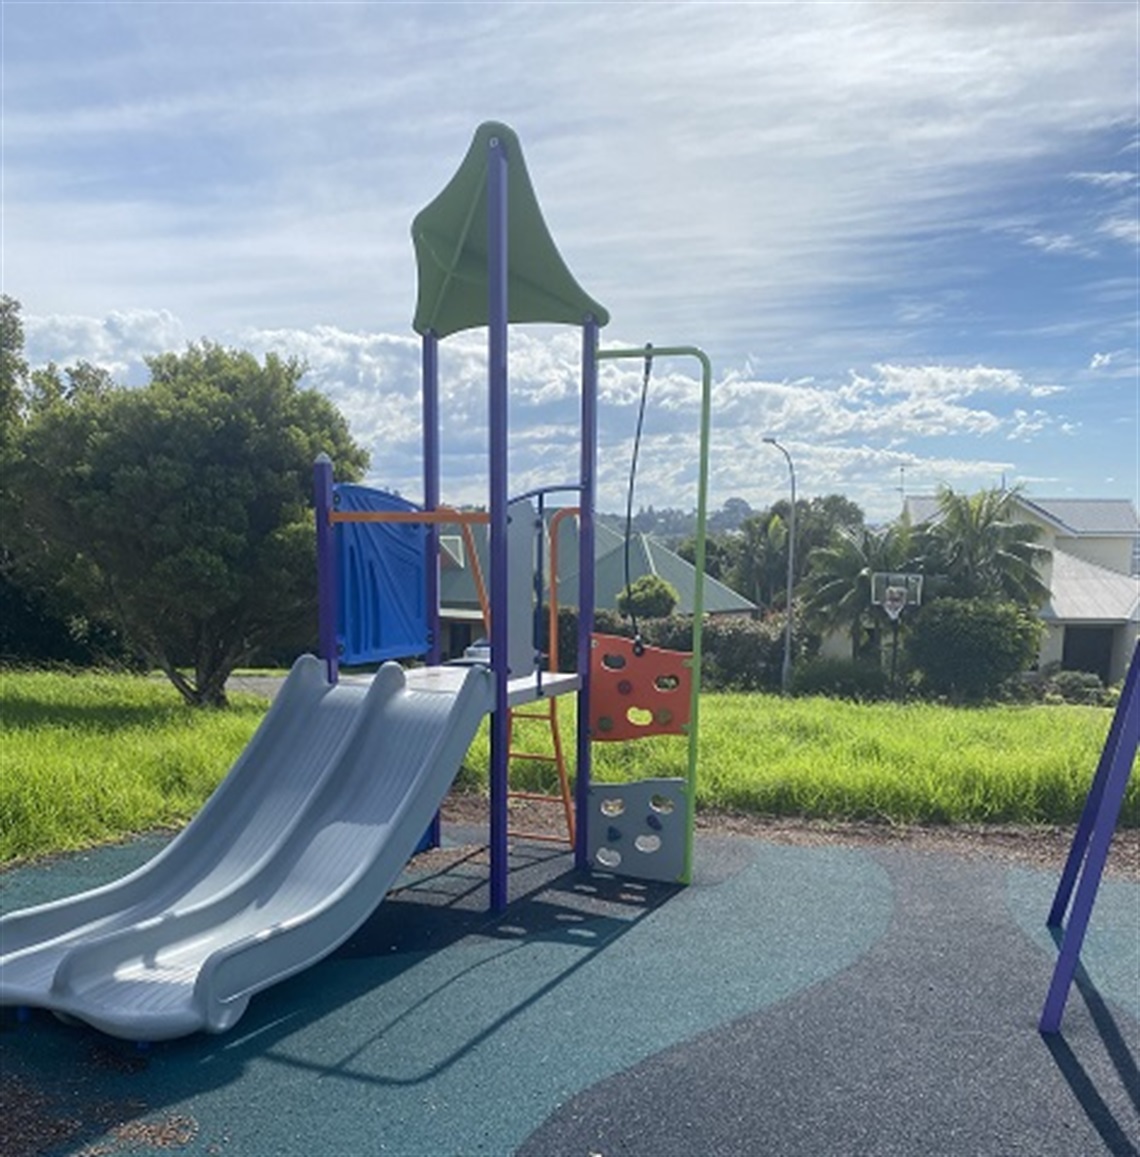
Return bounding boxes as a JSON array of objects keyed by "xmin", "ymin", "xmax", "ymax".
[
  {"xmin": 904, "ymin": 495, "xmax": 1139, "ymax": 684},
  {"xmin": 437, "ymin": 511, "xmax": 757, "ymax": 659}
]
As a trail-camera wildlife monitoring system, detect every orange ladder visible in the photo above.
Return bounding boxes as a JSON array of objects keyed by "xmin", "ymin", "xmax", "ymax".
[
  {"xmin": 506, "ymin": 697, "xmax": 575, "ymax": 846},
  {"xmin": 505, "ymin": 506, "xmax": 578, "ymax": 847}
]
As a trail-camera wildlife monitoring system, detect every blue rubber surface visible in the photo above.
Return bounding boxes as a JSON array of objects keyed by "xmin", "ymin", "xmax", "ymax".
[{"xmin": 2, "ymin": 829, "xmax": 1136, "ymax": 1156}]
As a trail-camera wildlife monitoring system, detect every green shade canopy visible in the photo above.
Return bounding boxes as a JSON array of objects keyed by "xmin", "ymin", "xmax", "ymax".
[{"xmin": 411, "ymin": 122, "xmax": 609, "ymax": 338}]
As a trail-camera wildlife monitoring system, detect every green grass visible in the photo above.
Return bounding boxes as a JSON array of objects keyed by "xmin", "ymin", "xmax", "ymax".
[
  {"xmin": 2, "ymin": 672, "xmax": 1134, "ymax": 867},
  {"xmin": 0, "ymin": 670, "xmax": 266, "ymax": 864},
  {"xmin": 462, "ymin": 693, "xmax": 1136, "ymax": 828}
]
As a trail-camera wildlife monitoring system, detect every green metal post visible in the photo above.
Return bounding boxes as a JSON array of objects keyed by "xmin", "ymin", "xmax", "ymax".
[{"xmin": 596, "ymin": 345, "xmax": 712, "ymax": 885}]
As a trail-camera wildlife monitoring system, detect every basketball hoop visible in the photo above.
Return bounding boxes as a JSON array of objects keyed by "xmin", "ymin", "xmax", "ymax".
[
  {"xmin": 871, "ymin": 572, "xmax": 923, "ymax": 617},
  {"xmin": 883, "ymin": 586, "xmax": 908, "ymax": 622}
]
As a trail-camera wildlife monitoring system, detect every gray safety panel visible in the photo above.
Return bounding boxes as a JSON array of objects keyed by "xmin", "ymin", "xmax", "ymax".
[{"xmin": 586, "ymin": 778, "xmax": 688, "ymax": 883}]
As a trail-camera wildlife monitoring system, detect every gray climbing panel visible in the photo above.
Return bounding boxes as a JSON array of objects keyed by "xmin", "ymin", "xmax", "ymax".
[{"xmin": 586, "ymin": 778, "xmax": 688, "ymax": 883}]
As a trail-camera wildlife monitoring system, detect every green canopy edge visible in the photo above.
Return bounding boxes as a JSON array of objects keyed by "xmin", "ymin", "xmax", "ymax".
[{"xmin": 411, "ymin": 122, "xmax": 610, "ymax": 338}]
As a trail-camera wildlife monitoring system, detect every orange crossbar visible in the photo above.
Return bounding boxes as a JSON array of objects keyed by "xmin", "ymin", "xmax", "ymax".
[{"xmin": 329, "ymin": 508, "xmax": 489, "ymax": 526}]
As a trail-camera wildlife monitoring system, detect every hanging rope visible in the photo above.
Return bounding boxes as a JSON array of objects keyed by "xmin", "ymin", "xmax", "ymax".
[{"xmin": 622, "ymin": 343, "xmax": 654, "ymax": 653}]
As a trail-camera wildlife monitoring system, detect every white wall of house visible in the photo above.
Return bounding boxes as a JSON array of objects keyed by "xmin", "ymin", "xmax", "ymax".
[{"xmin": 1053, "ymin": 533, "xmax": 1132, "ymax": 574}]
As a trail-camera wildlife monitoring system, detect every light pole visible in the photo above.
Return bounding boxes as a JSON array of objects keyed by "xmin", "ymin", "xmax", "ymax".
[{"xmin": 763, "ymin": 437, "xmax": 796, "ymax": 694}]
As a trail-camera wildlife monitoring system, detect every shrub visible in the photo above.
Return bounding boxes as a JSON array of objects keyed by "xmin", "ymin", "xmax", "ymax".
[
  {"xmin": 792, "ymin": 657, "xmax": 890, "ymax": 701},
  {"xmin": 1044, "ymin": 668, "xmax": 1109, "ymax": 706},
  {"xmin": 907, "ymin": 597, "xmax": 1043, "ymax": 703},
  {"xmin": 616, "ymin": 574, "xmax": 679, "ymax": 619},
  {"xmin": 545, "ymin": 607, "xmax": 794, "ymax": 691}
]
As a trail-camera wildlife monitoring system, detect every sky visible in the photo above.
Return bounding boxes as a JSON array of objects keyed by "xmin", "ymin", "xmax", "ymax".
[{"xmin": 2, "ymin": 1, "xmax": 1137, "ymax": 522}]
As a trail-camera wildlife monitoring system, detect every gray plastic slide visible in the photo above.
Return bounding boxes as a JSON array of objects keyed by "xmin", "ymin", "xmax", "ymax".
[{"xmin": 0, "ymin": 655, "xmax": 495, "ymax": 1041}]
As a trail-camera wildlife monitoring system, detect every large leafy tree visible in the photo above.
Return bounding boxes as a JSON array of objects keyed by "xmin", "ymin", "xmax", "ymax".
[
  {"xmin": 14, "ymin": 341, "xmax": 368, "ymax": 705},
  {"xmin": 915, "ymin": 485, "xmax": 1050, "ymax": 608},
  {"xmin": 0, "ymin": 295, "xmax": 27, "ymax": 457}
]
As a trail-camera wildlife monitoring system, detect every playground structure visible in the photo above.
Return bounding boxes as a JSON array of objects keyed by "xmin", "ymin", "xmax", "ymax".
[
  {"xmin": 315, "ymin": 121, "xmax": 714, "ymax": 910},
  {"xmin": 0, "ymin": 122, "xmax": 713, "ymax": 1040}
]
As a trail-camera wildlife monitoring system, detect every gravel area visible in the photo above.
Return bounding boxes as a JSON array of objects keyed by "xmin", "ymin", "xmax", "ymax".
[{"xmin": 442, "ymin": 790, "xmax": 1140, "ymax": 879}]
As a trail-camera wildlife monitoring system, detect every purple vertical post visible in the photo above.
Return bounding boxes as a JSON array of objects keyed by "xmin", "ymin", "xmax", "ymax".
[
  {"xmin": 1040, "ymin": 643, "xmax": 1138, "ymax": 1032},
  {"xmin": 313, "ymin": 453, "xmax": 339, "ymax": 685},
  {"xmin": 487, "ymin": 132, "xmax": 511, "ymax": 912},
  {"xmin": 575, "ymin": 316, "xmax": 599, "ymax": 871},
  {"xmin": 1047, "ymin": 642, "xmax": 1139, "ymax": 927},
  {"xmin": 423, "ymin": 331, "xmax": 442, "ymax": 667},
  {"xmin": 422, "ymin": 330, "xmax": 443, "ymax": 849}
]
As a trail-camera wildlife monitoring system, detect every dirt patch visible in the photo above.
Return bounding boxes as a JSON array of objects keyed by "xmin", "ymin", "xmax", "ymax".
[
  {"xmin": 0, "ymin": 1070, "xmax": 194, "ymax": 1157},
  {"xmin": 440, "ymin": 790, "xmax": 1140, "ymax": 879}
]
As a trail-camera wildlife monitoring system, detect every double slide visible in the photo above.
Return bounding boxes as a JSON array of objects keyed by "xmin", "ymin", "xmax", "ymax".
[{"xmin": 0, "ymin": 655, "xmax": 495, "ymax": 1041}]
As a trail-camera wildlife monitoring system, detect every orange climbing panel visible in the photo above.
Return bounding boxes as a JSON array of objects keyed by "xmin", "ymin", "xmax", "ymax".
[{"xmin": 589, "ymin": 633, "xmax": 693, "ymax": 741}]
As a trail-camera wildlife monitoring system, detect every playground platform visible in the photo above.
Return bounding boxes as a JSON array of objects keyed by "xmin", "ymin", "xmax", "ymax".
[{"xmin": 1, "ymin": 823, "xmax": 1136, "ymax": 1156}]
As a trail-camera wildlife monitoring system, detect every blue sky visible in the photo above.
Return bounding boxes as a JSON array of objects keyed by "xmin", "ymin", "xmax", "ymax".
[{"xmin": 3, "ymin": 1, "xmax": 1137, "ymax": 521}]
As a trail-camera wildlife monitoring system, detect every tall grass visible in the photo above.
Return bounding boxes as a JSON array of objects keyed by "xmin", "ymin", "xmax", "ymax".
[
  {"xmin": 1, "ymin": 671, "xmax": 265, "ymax": 864},
  {"xmin": 463, "ymin": 693, "xmax": 1135, "ymax": 828},
  {"xmin": 2, "ymin": 672, "xmax": 1133, "ymax": 868}
]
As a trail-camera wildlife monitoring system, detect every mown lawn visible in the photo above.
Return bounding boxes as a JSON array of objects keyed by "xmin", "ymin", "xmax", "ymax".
[{"xmin": 1, "ymin": 669, "xmax": 1133, "ymax": 866}]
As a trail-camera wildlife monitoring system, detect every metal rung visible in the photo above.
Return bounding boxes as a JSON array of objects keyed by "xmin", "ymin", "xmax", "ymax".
[
  {"xmin": 509, "ymin": 751, "xmax": 556, "ymax": 762},
  {"xmin": 509, "ymin": 790, "xmax": 566, "ymax": 804}
]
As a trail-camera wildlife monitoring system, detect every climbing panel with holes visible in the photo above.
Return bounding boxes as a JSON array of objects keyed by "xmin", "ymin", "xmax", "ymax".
[
  {"xmin": 586, "ymin": 633, "xmax": 693, "ymax": 882},
  {"xmin": 588, "ymin": 633, "xmax": 693, "ymax": 741},
  {"xmin": 586, "ymin": 778, "xmax": 688, "ymax": 883}
]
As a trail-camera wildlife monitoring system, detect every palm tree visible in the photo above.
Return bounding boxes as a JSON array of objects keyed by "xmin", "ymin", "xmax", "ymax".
[
  {"xmin": 915, "ymin": 486, "xmax": 1050, "ymax": 607},
  {"xmin": 731, "ymin": 512, "xmax": 789, "ymax": 609},
  {"xmin": 802, "ymin": 521, "xmax": 915, "ymax": 661}
]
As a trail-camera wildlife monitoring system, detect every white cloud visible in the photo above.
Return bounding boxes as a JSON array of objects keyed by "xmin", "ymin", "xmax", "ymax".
[
  {"xmin": 23, "ymin": 309, "xmax": 186, "ymax": 381},
  {"xmin": 1097, "ymin": 215, "xmax": 1140, "ymax": 247},
  {"xmin": 1069, "ymin": 170, "xmax": 1136, "ymax": 189}
]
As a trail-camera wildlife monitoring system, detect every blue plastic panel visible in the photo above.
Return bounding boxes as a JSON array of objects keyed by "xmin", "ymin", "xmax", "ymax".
[{"xmin": 334, "ymin": 484, "xmax": 429, "ymax": 664}]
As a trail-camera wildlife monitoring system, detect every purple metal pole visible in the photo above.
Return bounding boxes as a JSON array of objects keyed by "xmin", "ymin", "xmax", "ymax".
[
  {"xmin": 1040, "ymin": 644, "xmax": 1139, "ymax": 1033},
  {"xmin": 575, "ymin": 316, "xmax": 599, "ymax": 871},
  {"xmin": 423, "ymin": 331, "xmax": 442, "ymax": 667},
  {"xmin": 423, "ymin": 330, "xmax": 443, "ymax": 849},
  {"xmin": 487, "ymin": 133, "xmax": 511, "ymax": 912},
  {"xmin": 313, "ymin": 453, "xmax": 339, "ymax": 685},
  {"xmin": 1047, "ymin": 642, "xmax": 1139, "ymax": 927}
]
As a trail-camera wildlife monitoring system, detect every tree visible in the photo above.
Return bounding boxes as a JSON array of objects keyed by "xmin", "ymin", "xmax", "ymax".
[
  {"xmin": 0, "ymin": 295, "xmax": 27, "ymax": 456},
  {"xmin": 915, "ymin": 486, "xmax": 1050, "ymax": 607},
  {"xmin": 730, "ymin": 494, "xmax": 865, "ymax": 610},
  {"xmin": 907, "ymin": 597, "xmax": 1042, "ymax": 702},
  {"xmin": 676, "ymin": 532, "xmax": 740, "ymax": 583},
  {"xmin": 13, "ymin": 341, "xmax": 368, "ymax": 705},
  {"xmin": 617, "ymin": 574, "xmax": 679, "ymax": 619},
  {"xmin": 801, "ymin": 521, "xmax": 915, "ymax": 662}
]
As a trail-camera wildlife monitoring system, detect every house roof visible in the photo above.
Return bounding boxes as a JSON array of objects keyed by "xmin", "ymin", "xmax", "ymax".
[
  {"xmin": 440, "ymin": 514, "xmax": 757, "ymax": 617},
  {"xmin": 564, "ymin": 525, "xmax": 757, "ymax": 616},
  {"xmin": 1040, "ymin": 548, "xmax": 1140, "ymax": 624},
  {"xmin": 1017, "ymin": 497, "xmax": 1139, "ymax": 536},
  {"xmin": 903, "ymin": 494, "xmax": 1139, "ymax": 537}
]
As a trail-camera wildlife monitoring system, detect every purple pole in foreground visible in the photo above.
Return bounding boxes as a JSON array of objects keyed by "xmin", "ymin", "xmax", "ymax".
[
  {"xmin": 487, "ymin": 133, "xmax": 511, "ymax": 912},
  {"xmin": 423, "ymin": 331, "xmax": 442, "ymax": 667},
  {"xmin": 313, "ymin": 454, "xmax": 339, "ymax": 685},
  {"xmin": 422, "ymin": 331, "xmax": 443, "ymax": 849},
  {"xmin": 1039, "ymin": 643, "xmax": 1138, "ymax": 1032},
  {"xmin": 575, "ymin": 316, "xmax": 599, "ymax": 871}
]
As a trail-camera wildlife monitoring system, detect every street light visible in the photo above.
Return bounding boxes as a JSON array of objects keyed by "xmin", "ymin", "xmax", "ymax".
[{"xmin": 763, "ymin": 437, "xmax": 796, "ymax": 694}]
